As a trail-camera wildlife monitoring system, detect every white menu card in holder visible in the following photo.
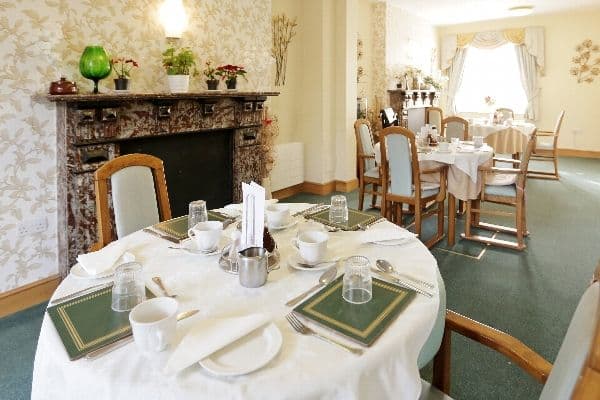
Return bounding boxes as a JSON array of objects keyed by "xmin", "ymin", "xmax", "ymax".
[{"xmin": 241, "ymin": 182, "xmax": 266, "ymax": 250}]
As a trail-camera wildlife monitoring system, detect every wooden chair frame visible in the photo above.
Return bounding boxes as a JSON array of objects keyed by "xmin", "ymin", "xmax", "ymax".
[
  {"xmin": 441, "ymin": 116, "xmax": 469, "ymax": 140},
  {"xmin": 379, "ymin": 126, "xmax": 447, "ymax": 248},
  {"xmin": 461, "ymin": 130, "xmax": 537, "ymax": 251},
  {"xmin": 425, "ymin": 107, "xmax": 444, "ymax": 133},
  {"xmin": 529, "ymin": 110, "xmax": 565, "ymax": 180},
  {"xmin": 495, "ymin": 107, "xmax": 515, "ymax": 122},
  {"xmin": 94, "ymin": 153, "xmax": 171, "ymax": 249},
  {"xmin": 431, "ymin": 262, "xmax": 600, "ymax": 398},
  {"xmin": 354, "ymin": 119, "xmax": 383, "ymax": 210}
]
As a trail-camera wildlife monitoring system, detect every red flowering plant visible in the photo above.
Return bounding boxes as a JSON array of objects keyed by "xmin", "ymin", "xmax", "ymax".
[
  {"xmin": 111, "ymin": 57, "xmax": 139, "ymax": 79},
  {"xmin": 215, "ymin": 64, "xmax": 247, "ymax": 83}
]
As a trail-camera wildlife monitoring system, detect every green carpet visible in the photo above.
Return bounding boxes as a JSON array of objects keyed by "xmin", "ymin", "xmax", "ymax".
[{"xmin": 1, "ymin": 156, "xmax": 598, "ymax": 399}]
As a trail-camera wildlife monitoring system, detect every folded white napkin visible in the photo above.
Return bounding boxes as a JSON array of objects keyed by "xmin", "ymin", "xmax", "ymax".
[
  {"xmin": 359, "ymin": 221, "xmax": 417, "ymax": 244},
  {"xmin": 76, "ymin": 241, "xmax": 126, "ymax": 276},
  {"xmin": 164, "ymin": 313, "xmax": 271, "ymax": 375}
]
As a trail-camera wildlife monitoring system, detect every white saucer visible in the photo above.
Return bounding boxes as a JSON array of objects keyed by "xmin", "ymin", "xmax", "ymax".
[
  {"xmin": 199, "ymin": 322, "xmax": 282, "ymax": 376},
  {"xmin": 70, "ymin": 252, "xmax": 135, "ymax": 279},
  {"xmin": 288, "ymin": 253, "xmax": 337, "ymax": 271},
  {"xmin": 268, "ymin": 220, "xmax": 297, "ymax": 231},
  {"xmin": 178, "ymin": 239, "xmax": 223, "ymax": 256}
]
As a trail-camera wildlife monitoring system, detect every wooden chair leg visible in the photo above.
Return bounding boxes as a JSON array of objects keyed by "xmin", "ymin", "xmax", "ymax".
[
  {"xmin": 464, "ymin": 200, "xmax": 473, "ymax": 238},
  {"xmin": 371, "ymin": 184, "xmax": 378, "ymax": 208},
  {"xmin": 472, "ymin": 199, "xmax": 481, "ymax": 225},
  {"xmin": 437, "ymin": 200, "xmax": 444, "ymax": 240},
  {"xmin": 414, "ymin": 202, "xmax": 422, "ymax": 237},
  {"xmin": 516, "ymin": 197, "xmax": 524, "ymax": 249},
  {"xmin": 553, "ymin": 157, "xmax": 559, "ymax": 179},
  {"xmin": 398, "ymin": 203, "xmax": 404, "ymax": 226},
  {"xmin": 358, "ymin": 179, "xmax": 365, "ymax": 211},
  {"xmin": 432, "ymin": 324, "xmax": 451, "ymax": 394}
]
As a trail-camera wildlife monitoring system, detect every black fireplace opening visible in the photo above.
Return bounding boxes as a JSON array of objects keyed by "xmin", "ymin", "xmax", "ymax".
[{"xmin": 119, "ymin": 130, "xmax": 234, "ymax": 217}]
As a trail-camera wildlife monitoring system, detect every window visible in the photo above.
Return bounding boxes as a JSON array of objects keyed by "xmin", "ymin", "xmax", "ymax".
[{"xmin": 454, "ymin": 43, "xmax": 527, "ymax": 114}]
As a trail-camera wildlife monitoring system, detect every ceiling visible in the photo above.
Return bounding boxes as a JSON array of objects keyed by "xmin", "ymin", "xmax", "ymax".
[{"xmin": 389, "ymin": 0, "xmax": 600, "ymax": 26}]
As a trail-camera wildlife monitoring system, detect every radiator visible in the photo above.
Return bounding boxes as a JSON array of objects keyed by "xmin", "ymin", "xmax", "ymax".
[{"xmin": 270, "ymin": 142, "xmax": 304, "ymax": 191}]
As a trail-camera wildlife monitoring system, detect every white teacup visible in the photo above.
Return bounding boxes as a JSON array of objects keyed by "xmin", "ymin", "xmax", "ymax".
[
  {"xmin": 188, "ymin": 221, "xmax": 223, "ymax": 252},
  {"xmin": 266, "ymin": 204, "xmax": 290, "ymax": 228},
  {"xmin": 438, "ymin": 141, "xmax": 450, "ymax": 152},
  {"xmin": 473, "ymin": 135, "xmax": 484, "ymax": 149},
  {"xmin": 291, "ymin": 230, "xmax": 329, "ymax": 264},
  {"xmin": 129, "ymin": 297, "xmax": 178, "ymax": 353}
]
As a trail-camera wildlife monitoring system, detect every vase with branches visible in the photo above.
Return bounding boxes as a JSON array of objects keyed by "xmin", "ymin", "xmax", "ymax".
[{"xmin": 272, "ymin": 13, "xmax": 298, "ymax": 86}]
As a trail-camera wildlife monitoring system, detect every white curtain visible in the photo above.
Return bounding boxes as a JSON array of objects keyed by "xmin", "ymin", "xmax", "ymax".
[
  {"xmin": 445, "ymin": 48, "xmax": 468, "ymax": 115},
  {"xmin": 515, "ymin": 44, "xmax": 539, "ymax": 121}
]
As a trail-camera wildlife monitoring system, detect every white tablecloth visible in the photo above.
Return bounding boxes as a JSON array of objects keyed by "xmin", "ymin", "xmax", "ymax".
[{"xmin": 32, "ymin": 204, "xmax": 441, "ymax": 400}]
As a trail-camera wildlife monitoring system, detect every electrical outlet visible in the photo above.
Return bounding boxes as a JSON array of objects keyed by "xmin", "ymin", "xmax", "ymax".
[{"xmin": 17, "ymin": 217, "xmax": 48, "ymax": 236}]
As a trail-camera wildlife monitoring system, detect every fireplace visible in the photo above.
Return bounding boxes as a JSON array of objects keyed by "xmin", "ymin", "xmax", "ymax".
[{"xmin": 48, "ymin": 91, "xmax": 278, "ymax": 274}]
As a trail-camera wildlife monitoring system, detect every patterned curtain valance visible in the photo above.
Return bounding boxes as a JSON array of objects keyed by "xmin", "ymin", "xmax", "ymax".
[{"xmin": 442, "ymin": 26, "xmax": 545, "ymax": 74}]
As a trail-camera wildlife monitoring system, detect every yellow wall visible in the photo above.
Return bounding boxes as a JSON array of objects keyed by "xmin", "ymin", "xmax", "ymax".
[{"xmin": 438, "ymin": 9, "xmax": 600, "ymax": 151}]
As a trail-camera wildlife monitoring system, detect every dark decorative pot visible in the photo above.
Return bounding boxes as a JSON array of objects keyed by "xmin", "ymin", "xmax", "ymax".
[
  {"xmin": 49, "ymin": 77, "xmax": 78, "ymax": 95},
  {"xmin": 114, "ymin": 77, "xmax": 129, "ymax": 91},
  {"xmin": 206, "ymin": 79, "xmax": 219, "ymax": 90},
  {"xmin": 226, "ymin": 78, "xmax": 237, "ymax": 90}
]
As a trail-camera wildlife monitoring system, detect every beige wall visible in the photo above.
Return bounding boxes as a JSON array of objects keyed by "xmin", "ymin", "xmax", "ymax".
[
  {"xmin": 0, "ymin": 0, "xmax": 272, "ymax": 293},
  {"xmin": 438, "ymin": 9, "xmax": 600, "ymax": 151}
]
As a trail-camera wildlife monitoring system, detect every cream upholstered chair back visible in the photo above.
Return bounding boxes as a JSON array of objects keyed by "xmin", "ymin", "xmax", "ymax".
[
  {"xmin": 495, "ymin": 108, "xmax": 514, "ymax": 123},
  {"xmin": 426, "ymin": 107, "xmax": 443, "ymax": 132},
  {"xmin": 442, "ymin": 116, "xmax": 469, "ymax": 140},
  {"xmin": 354, "ymin": 119, "xmax": 376, "ymax": 171},
  {"xmin": 380, "ymin": 127, "xmax": 416, "ymax": 197},
  {"xmin": 94, "ymin": 153, "xmax": 172, "ymax": 249}
]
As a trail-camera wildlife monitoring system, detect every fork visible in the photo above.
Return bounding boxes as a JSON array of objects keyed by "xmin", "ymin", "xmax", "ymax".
[{"xmin": 285, "ymin": 313, "xmax": 363, "ymax": 355}]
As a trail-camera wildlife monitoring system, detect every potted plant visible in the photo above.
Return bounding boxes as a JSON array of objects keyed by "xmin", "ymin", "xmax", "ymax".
[
  {"xmin": 110, "ymin": 57, "xmax": 139, "ymax": 91},
  {"xmin": 215, "ymin": 64, "xmax": 247, "ymax": 90},
  {"xmin": 162, "ymin": 46, "xmax": 196, "ymax": 93},
  {"xmin": 203, "ymin": 60, "xmax": 219, "ymax": 90},
  {"xmin": 423, "ymin": 75, "xmax": 442, "ymax": 91}
]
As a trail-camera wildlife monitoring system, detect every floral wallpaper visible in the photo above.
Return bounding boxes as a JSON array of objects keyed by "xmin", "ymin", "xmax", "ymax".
[{"xmin": 0, "ymin": 0, "xmax": 272, "ymax": 293}]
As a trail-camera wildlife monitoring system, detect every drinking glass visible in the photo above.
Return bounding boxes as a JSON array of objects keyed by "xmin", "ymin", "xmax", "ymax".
[
  {"xmin": 342, "ymin": 256, "xmax": 372, "ymax": 304},
  {"xmin": 111, "ymin": 262, "xmax": 145, "ymax": 312},
  {"xmin": 329, "ymin": 195, "xmax": 348, "ymax": 224},
  {"xmin": 188, "ymin": 200, "xmax": 208, "ymax": 229}
]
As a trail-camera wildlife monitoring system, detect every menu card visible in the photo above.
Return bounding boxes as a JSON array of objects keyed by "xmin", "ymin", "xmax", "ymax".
[
  {"xmin": 241, "ymin": 182, "xmax": 265, "ymax": 250},
  {"xmin": 294, "ymin": 275, "xmax": 415, "ymax": 346}
]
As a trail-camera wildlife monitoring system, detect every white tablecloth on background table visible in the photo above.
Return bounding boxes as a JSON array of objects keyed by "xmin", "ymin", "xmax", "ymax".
[
  {"xmin": 32, "ymin": 203, "xmax": 441, "ymax": 400},
  {"xmin": 470, "ymin": 121, "xmax": 536, "ymax": 154}
]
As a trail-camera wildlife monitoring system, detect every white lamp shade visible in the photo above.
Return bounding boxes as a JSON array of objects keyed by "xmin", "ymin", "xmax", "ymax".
[{"xmin": 159, "ymin": 0, "xmax": 188, "ymax": 39}]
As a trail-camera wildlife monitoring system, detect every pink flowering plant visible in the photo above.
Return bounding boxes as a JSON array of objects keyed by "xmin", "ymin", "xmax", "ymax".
[
  {"xmin": 215, "ymin": 64, "xmax": 247, "ymax": 83},
  {"xmin": 111, "ymin": 57, "xmax": 139, "ymax": 79}
]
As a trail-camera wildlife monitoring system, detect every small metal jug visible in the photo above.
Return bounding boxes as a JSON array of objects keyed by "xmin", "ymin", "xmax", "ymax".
[{"xmin": 238, "ymin": 247, "xmax": 271, "ymax": 288}]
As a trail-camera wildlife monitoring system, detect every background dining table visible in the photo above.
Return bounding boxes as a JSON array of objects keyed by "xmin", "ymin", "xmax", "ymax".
[
  {"xmin": 32, "ymin": 203, "xmax": 442, "ymax": 400},
  {"xmin": 470, "ymin": 120, "xmax": 536, "ymax": 154}
]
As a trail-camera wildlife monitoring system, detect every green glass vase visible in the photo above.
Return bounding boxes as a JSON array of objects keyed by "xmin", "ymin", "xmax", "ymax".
[{"xmin": 79, "ymin": 46, "xmax": 111, "ymax": 94}]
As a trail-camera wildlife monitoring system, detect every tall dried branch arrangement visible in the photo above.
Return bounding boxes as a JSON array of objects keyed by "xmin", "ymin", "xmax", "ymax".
[
  {"xmin": 570, "ymin": 39, "xmax": 600, "ymax": 83},
  {"xmin": 259, "ymin": 107, "xmax": 280, "ymax": 180},
  {"xmin": 366, "ymin": 96, "xmax": 384, "ymax": 138},
  {"xmin": 272, "ymin": 14, "xmax": 297, "ymax": 86}
]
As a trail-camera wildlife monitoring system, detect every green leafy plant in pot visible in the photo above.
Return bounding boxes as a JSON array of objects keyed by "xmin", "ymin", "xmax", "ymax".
[{"xmin": 162, "ymin": 46, "xmax": 197, "ymax": 93}]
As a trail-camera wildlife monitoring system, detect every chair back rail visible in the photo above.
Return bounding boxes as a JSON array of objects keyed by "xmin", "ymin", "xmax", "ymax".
[{"xmin": 442, "ymin": 116, "xmax": 469, "ymax": 140}]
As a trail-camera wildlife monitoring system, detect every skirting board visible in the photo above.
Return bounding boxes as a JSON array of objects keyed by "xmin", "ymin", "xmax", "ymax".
[
  {"xmin": 0, "ymin": 275, "xmax": 61, "ymax": 318},
  {"xmin": 272, "ymin": 179, "xmax": 359, "ymax": 199},
  {"xmin": 557, "ymin": 148, "xmax": 600, "ymax": 159}
]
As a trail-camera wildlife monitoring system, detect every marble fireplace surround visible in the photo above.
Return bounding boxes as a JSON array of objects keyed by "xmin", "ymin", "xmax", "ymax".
[{"xmin": 47, "ymin": 91, "xmax": 278, "ymax": 276}]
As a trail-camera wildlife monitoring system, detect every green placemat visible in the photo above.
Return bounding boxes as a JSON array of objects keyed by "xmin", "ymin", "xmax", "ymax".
[
  {"xmin": 47, "ymin": 286, "xmax": 154, "ymax": 360},
  {"xmin": 152, "ymin": 212, "xmax": 231, "ymax": 241},
  {"xmin": 305, "ymin": 208, "xmax": 381, "ymax": 231},
  {"xmin": 293, "ymin": 275, "xmax": 415, "ymax": 346}
]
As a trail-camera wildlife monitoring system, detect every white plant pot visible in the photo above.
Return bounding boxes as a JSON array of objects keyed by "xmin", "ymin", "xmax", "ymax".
[{"xmin": 167, "ymin": 75, "xmax": 190, "ymax": 93}]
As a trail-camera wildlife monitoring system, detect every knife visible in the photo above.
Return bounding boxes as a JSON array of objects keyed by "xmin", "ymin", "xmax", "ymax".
[
  {"xmin": 142, "ymin": 228, "xmax": 180, "ymax": 243},
  {"xmin": 372, "ymin": 269, "xmax": 434, "ymax": 298},
  {"xmin": 85, "ymin": 309, "xmax": 200, "ymax": 360},
  {"xmin": 49, "ymin": 282, "xmax": 114, "ymax": 306}
]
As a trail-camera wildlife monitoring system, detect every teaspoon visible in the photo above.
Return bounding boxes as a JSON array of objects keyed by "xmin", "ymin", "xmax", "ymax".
[
  {"xmin": 286, "ymin": 266, "xmax": 337, "ymax": 307},
  {"xmin": 375, "ymin": 259, "xmax": 435, "ymax": 289}
]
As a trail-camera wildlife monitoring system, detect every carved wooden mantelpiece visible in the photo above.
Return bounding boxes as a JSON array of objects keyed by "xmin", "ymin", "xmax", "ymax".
[{"xmin": 46, "ymin": 91, "xmax": 279, "ymax": 275}]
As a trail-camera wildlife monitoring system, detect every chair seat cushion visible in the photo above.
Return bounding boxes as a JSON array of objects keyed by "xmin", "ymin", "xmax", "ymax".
[
  {"xmin": 419, "ymin": 380, "xmax": 454, "ymax": 400},
  {"xmin": 365, "ymin": 166, "xmax": 380, "ymax": 178},
  {"xmin": 536, "ymin": 141, "xmax": 554, "ymax": 150},
  {"xmin": 484, "ymin": 183, "xmax": 516, "ymax": 197},
  {"xmin": 388, "ymin": 182, "xmax": 440, "ymax": 198},
  {"xmin": 486, "ymin": 173, "xmax": 517, "ymax": 186}
]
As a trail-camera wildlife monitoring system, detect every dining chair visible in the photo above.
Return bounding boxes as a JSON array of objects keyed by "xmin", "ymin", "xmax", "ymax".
[
  {"xmin": 528, "ymin": 110, "xmax": 565, "ymax": 180},
  {"xmin": 94, "ymin": 153, "xmax": 172, "ymax": 249},
  {"xmin": 379, "ymin": 126, "xmax": 447, "ymax": 248},
  {"xmin": 441, "ymin": 116, "xmax": 469, "ymax": 141},
  {"xmin": 421, "ymin": 262, "xmax": 600, "ymax": 399},
  {"xmin": 354, "ymin": 119, "xmax": 383, "ymax": 210},
  {"xmin": 425, "ymin": 107, "xmax": 444, "ymax": 133},
  {"xmin": 495, "ymin": 107, "xmax": 515, "ymax": 123},
  {"xmin": 461, "ymin": 130, "xmax": 537, "ymax": 251}
]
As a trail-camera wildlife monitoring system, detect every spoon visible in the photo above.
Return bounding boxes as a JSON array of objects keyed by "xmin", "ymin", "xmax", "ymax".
[
  {"xmin": 375, "ymin": 259, "xmax": 435, "ymax": 289},
  {"xmin": 296, "ymin": 258, "xmax": 339, "ymax": 269},
  {"xmin": 286, "ymin": 266, "xmax": 337, "ymax": 307},
  {"xmin": 152, "ymin": 276, "xmax": 177, "ymax": 298}
]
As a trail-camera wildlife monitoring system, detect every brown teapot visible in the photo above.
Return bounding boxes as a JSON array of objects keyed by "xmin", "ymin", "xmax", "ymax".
[{"xmin": 49, "ymin": 77, "xmax": 78, "ymax": 95}]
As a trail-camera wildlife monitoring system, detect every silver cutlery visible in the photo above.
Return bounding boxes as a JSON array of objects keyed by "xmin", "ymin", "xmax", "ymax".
[
  {"xmin": 286, "ymin": 266, "xmax": 337, "ymax": 307},
  {"xmin": 375, "ymin": 259, "xmax": 435, "ymax": 290},
  {"xmin": 372, "ymin": 269, "xmax": 434, "ymax": 298},
  {"xmin": 86, "ymin": 309, "xmax": 199, "ymax": 360},
  {"xmin": 152, "ymin": 276, "xmax": 177, "ymax": 298},
  {"xmin": 286, "ymin": 313, "xmax": 363, "ymax": 355},
  {"xmin": 296, "ymin": 259, "xmax": 339, "ymax": 269},
  {"xmin": 50, "ymin": 282, "xmax": 113, "ymax": 305},
  {"xmin": 168, "ymin": 245, "xmax": 221, "ymax": 256},
  {"xmin": 142, "ymin": 228, "xmax": 179, "ymax": 243}
]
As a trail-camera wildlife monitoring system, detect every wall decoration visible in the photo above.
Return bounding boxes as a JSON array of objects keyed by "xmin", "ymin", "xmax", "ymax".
[
  {"xmin": 570, "ymin": 39, "xmax": 600, "ymax": 83},
  {"xmin": 357, "ymin": 36, "xmax": 365, "ymax": 83},
  {"xmin": 272, "ymin": 13, "xmax": 298, "ymax": 86}
]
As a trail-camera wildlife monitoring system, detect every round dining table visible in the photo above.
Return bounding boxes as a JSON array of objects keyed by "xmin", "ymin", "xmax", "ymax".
[
  {"xmin": 470, "ymin": 120, "xmax": 536, "ymax": 154},
  {"xmin": 32, "ymin": 203, "xmax": 442, "ymax": 400}
]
